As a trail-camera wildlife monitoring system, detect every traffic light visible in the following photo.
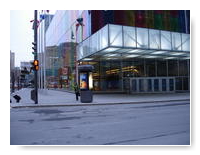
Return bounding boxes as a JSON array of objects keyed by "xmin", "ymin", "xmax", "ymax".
[
  {"xmin": 32, "ymin": 42, "xmax": 37, "ymax": 55},
  {"xmin": 33, "ymin": 60, "xmax": 39, "ymax": 71}
]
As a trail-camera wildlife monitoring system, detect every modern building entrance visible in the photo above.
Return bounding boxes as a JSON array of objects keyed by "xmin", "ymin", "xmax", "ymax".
[
  {"xmin": 77, "ymin": 24, "xmax": 190, "ymax": 94},
  {"xmin": 130, "ymin": 77, "xmax": 176, "ymax": 93}
]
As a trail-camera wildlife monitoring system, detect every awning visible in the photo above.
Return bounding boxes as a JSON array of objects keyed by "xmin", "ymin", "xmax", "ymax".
[{"xmin": 77, "ymin": 24, "xmax": 190, "ymax": 61}]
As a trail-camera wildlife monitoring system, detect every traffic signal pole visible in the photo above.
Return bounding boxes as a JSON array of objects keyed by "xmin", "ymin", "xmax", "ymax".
[{"xmin": 34, "ymin": 10, "xmax": 38, "ymax": 104}]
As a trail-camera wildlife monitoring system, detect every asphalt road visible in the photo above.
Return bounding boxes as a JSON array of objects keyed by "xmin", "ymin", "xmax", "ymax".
[{"xmin": 10, "ymin": 101, "xmax": 190, "ymax": 145}]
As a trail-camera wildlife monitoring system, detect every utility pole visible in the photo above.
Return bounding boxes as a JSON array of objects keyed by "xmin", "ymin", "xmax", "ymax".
[{"xmin": 34, "ymin": 10, "xmax": 38, "ymax": 104}]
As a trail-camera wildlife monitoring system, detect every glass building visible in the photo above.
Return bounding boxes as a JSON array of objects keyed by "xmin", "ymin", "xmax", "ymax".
[{"xmin": 41, "ymin": 10, "xmax": 190, "ymax": 93}]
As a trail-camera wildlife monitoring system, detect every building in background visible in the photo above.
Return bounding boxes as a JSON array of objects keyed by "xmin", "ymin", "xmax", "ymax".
[
  {"xmin": 41, "ymin": 10, "xmax": 89, "ymax": 89},
  {"xmin": 10, "ymin": 51, "xmax": 15, "ymax": 71},
  {"xmin": 39, "ymin": 10, "xmax": 190, "ymax": 93},
  {"xmin": 37, "ymin": 11, "xmax": 54, "ymax": 89},
  {"xmin": 20, "ymin": 61, "xmax": 32, "ymax": 71},
  {"xmin": 20, "ymin": 61, "xmax": 33, "ymax": 87},
  {"xmin": 10, "ymin": 50, "xmax": 15, "ymax": 92}
]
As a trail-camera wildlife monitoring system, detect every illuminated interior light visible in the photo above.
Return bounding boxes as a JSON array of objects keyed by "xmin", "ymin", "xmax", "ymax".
[
  {"xmin": 83, "ymin": 58, "xmax": 93, "ymax": 61},
  {"xmin": 101, "ymin": 47, "xmax": 120, "ymax": 53},
  {"xmin": 133, "ymin": 69, "xmax": 139, "ymax": 73},
  {"xmin": 127, "ymin": 49, "xmax": 143, "ymax": 53},
  {"xmin": 170, "ymin": 52, "xmax": 185, "ymax": 56},
  {"xmin": 181, "ymin": 57, "xmax": 190, "ymax": 59},
  {"xmin": 125, "ymin": 54, "xmax": 140, "ymax": 58},
  {"xmin": 164, "ymin": 57, "xmax": 176, "ymax": 59},
  {"xmin": 105, "ymin": 53, "xmax": 119, "ymax": 57},
  {"xmin": 89, "ymin": 73, "xmax": 93, "ymax": 90},
  {"xmin": 106, "ymin": 57, "xmax": 118, "ymax": 60},
  {"xmin": 142, "ymin": 55, "xmax": 159, "ymax": 58},
  {"xmin": 151, "ymin": 51, "xmax": 167, "ymax": 54}
]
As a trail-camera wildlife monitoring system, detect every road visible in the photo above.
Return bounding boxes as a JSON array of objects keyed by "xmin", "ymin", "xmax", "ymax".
[{"xmin": 10, "ymin": 101, "xmax": 190, "ymax": 145}]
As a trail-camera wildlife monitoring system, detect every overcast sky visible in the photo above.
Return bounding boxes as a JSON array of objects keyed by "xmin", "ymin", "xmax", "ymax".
[
  {"xmin": 10, "ymin": 10, "xmax": 34, "ymax": 67},
  {"xmin": 10, "ymin": 10, "xmax": 57, "ymax": 67}
]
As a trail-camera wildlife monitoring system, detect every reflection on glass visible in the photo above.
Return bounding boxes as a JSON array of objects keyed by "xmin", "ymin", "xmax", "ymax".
[
  {"xmin": 183, "ymin": 77, "xmax": 189, "ymax": 90},
  {"xmin": 168, "ymin": 60, "xmax": 178, "ymax": 76},
  {"xmin": 145, "ymin": 59, "xmax": 156, "ymax": 77},
  {"xmin": 139, "ymin": 79, "xmax": 144, "ymax": 92},
  {"xmin": 154, "ymin": 79, "xmax": 159, "ymax": 91},
  {"xmin": 148, "ymin": 79, "xmax": 152, "ymax": 91},
  {"xmin": 133, "ymin": 59, "xmax": 145, "ymax": 77},
  {"xmin": 179, "ymin": 60, "xmax": 188, "ymax": 76},
  {"xmin": 100, "ymin": 60, "xmax": 121, "ymax": 91},
  {"xmin": 132, "ymin": 79, "xmax": 137, "ymax": 92},
  {"xmin": 162, "ymin": 79, "xmax": 167, "ymax": 91},
  {"xmin": 169, "ymin": 79, "xmax": 174, "ymax": 91},
  {"xmin": 157, "ymin": 60, "xmax": 167, "ymax": 76},
  {"xmin": 175, "ymin": 77, "xmax": 182, "ymax": 90}
]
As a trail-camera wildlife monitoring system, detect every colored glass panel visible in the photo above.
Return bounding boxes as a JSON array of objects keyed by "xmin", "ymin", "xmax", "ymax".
[{"xmin": 135, "ymin": 10, "xmax": 145, "ymax": 28}]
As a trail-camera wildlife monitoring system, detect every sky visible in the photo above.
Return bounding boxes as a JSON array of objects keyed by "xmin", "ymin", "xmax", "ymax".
[
  {"xmin": 10, "ymin": 10, "xmax": 34, "ymax": 67},
  {"xmin": 10, "ymin": 10, "xmax": 57, "ymax": 67}
]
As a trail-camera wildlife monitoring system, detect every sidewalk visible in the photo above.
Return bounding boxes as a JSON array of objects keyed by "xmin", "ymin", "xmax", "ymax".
[{"xmin": 10, "ymin": 88, "xmax": 190, "ymax": 108}]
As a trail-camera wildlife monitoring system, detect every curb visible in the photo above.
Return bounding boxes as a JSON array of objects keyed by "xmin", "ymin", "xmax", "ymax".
[{"xmin": 10, "ymin": 99, "xmax": 190, "ymax": 109}]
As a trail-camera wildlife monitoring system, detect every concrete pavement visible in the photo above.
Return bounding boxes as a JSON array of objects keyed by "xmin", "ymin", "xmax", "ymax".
[{"xmin": 10, "ymin": 88, "xmax": 190, "ymax": 108}]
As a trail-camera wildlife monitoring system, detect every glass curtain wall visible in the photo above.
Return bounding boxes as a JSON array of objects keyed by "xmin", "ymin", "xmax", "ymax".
[
  {"xmin": 85, "ymin": 58, "xmax": 189, "ymax": 92},
  {"xmin": 100, "ymin": 60, "xmax": 121, "ymax": 91},
  {"xmin": 45, "ymin": 10, "xmax": 91, "ymax": 89}
]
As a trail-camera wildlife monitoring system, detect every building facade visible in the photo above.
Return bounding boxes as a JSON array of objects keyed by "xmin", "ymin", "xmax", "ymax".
[
  {"xmin": 40, "ymin": 10, "xmax": 190, "ymax": 93},
  {"xmin": 10, "ymin": 51, "xmax": 15, "ymax": 71}
]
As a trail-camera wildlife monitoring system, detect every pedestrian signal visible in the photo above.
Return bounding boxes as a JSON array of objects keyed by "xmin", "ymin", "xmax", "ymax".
[{"xmin": 33, "ymin": 60, "xmax": 39, "ymax": 71}]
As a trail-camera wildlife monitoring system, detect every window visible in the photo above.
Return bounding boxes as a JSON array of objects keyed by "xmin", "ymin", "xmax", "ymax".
[
  {"xmin": 168, "ymin": 60, "xmax": 178, "ymax": 76},
  {"xmin": 133, "ymin": 59, "xmax": 145, "ymax": 77},
  {"xmin": 157, "ymin": 60, "xmax": 167, "ymax": 76},
  {"xmin": 179, "ymin": 60, "xmax": 188, "ymax": 76},
  {"xmin": 145, "ymin": 59, "xmax": 156, "ymax": 77}
]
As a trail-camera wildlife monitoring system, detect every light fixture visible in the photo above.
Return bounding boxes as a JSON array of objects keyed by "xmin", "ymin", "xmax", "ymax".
[
  {"xmin": 82, "ymin": 58, "xmax": 93, "ymax": 61},
  {"xmin": 142, "ymin": 55, "xmax": 159, "ymax": 58},
  {"xmin": 105, "ymin": 53, "xmax": 119, "ymax": 57},
  {"xmin": 151, "ymin": 51, "xmax": 167, "ymax": 55},
  {"xmin": 169, "ymin": 52, "xmax": 185, "ymax": 56},
  {"xmin": 127, "ymin": 49, "xmax": 143, "ymax": 53},
  {"xmin": 125, "ymin": 54, "xmax": 140, "ymax": 58},
  {"xmin": 101, "ymin": 47, "xmax": 120, "ymax": 53},
  {"xmin": 164, "ymin": 57, "xmax": 176, "ymax": 59},
  {"xmin": 180, "ymin": 57, "xmax": 190, "ymax": 60}
]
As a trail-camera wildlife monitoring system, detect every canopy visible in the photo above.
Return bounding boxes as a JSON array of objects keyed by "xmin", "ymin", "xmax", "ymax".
[{"xmin": 77, "ymin": 24, "xmax": 190, "ymax": 61}]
